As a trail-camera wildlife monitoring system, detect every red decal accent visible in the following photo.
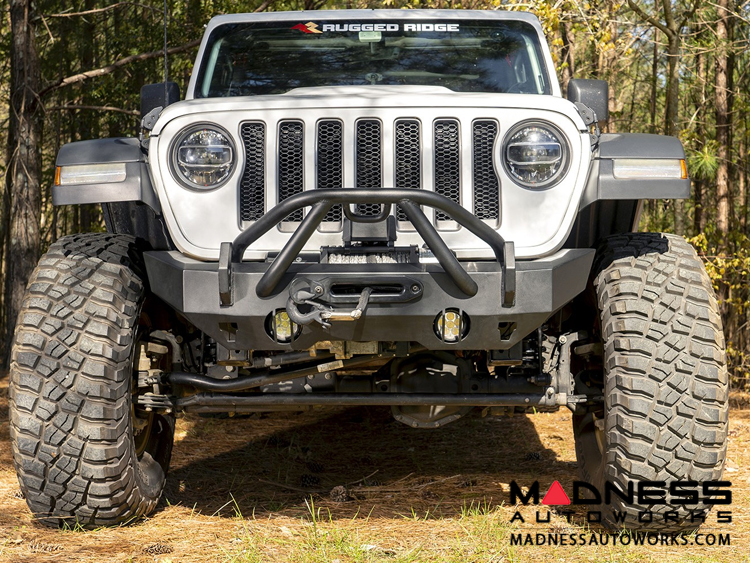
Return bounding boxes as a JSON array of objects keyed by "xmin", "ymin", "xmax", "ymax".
[
  {"xmin": 291, "ymin": 23, "xmax": 312, "ymax": 33},
  {"xmin": 542, "ymin": 481, "xmax": 571, "ymax": 505}
]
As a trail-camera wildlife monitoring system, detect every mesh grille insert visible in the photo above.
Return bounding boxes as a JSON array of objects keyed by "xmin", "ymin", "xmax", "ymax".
[
  {"xmin": 240, "ymin": 116, "xmax": 500, "ymax": 231},
  {"xmin": 434, "ymin": 120, "xmax": 460, "ymax": 221},
  {"xmin": 239, "ymin": 123, "xmax": 265, "ymax": 222},
  {"xmin": 355, "ymin": 119, "xmax": 383, "ymax": 216},
  {"xmin": 317, "ymin": 120, "xmax": 343, "ymax": 222},
  {"xmin": 278, "ymin": 120, "xmax": 304, "ymax": 222},
  {"xmin": 395, "ymin": 119, "xmax": 421, "ymax": 221},
  {"xmin": 472, "ymin": 121, "xmax": 500, "ymax": 220}
]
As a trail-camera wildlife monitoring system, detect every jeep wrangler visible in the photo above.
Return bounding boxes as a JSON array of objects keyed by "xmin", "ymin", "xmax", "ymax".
[{"xmin": 9, "ymin": 10, "xmax": 727, "ymax": 531}]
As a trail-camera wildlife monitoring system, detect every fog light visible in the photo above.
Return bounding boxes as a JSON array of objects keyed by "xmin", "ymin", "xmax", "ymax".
[
  {"xmin": 434, "ymin": 309, "xmax": 469, "ymax": 343},
  {"xmin": 266, "ymin": 310, "xmax": 300, "ymax": 344}
]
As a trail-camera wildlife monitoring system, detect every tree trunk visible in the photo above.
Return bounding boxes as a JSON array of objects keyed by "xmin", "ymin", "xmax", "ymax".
[
  {"xmin": 560, "ymin": 21, "xmax": 576, "ymax": 94},
  {"xmin": 664, "ymin": 33, "xmax": 680, "ymax": 137},
  {"xmin": 79, "ymin": 0, "xmax": 97, "ymax": 235},
  {"xmin": 669, "ymin": 25, "xmax": 684, "ymax": 235},
  {"xmin": 604, "ymin": 4, "xmax": 620, "ymax": 133},
  {"xmin": 649, "ymin": 28, "xmax": 659, "ymax": 134},
  {"xmin": 739, "ymin": 144, "xmax": 745, "ymax": 234},
  {"xmin": 693, "ymin": 180, "xmax": 703, "ymax": 235},
  {"xmin": 715, "ymin": 0, "xmax": 731, "ymax": 238},
  {"xmin": 693, "ymin": 50, "xmax": 706, "ymax": 235},
  {"xmin": 726, "ymin": 6, "xmax": 736, "ymax": 236},
  {"xmin": 744, "ymin": 114, "xmax": 749, "ymax": 234},
  {"xmin": 3, "ymin": 0, "xmax": 43, "ymax": 362}
]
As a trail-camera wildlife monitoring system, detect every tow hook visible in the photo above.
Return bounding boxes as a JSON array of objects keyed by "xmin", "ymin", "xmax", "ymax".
[{"xmin": 287, "ymin": 286, "xmax": 373, "ymax": 329}]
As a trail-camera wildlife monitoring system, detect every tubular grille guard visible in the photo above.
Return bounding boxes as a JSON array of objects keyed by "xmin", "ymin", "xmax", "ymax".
[{"xmin": 221, "ymin": 189, "xmax": 515, "ymax": 309}]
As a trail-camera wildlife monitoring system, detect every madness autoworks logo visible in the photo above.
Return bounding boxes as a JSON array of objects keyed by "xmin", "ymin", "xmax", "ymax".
[{"xmin": 508, "ymin": 479, "xmax": 733, "ymax": 526}]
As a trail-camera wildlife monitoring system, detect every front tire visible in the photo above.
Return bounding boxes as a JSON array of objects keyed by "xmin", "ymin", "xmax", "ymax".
[
  {"xmin": 8, "ymin": 234, "xmax": 174, "ymax": 527},
  {"xmin": 573, "ymin": 233, "xmax": 728, "ymax": 532}
]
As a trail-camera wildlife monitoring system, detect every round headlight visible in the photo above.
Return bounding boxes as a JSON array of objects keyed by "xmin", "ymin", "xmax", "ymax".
[
  {"xmin": 172, "ymin": 125, "xmax": 235, "ymax": 189},
  {"xmin": 503, "ymin": 121, "xmax": 569, "ymax": 189}
]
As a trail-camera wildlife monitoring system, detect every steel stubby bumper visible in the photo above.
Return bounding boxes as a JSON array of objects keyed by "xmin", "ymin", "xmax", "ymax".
[
  {"xmin": 145, "ymin": 248, "xmax": 594, "ymax": 351},
  {"xmin": 144, "ymin": 189, "xmax": 594, "ymax": 351}
]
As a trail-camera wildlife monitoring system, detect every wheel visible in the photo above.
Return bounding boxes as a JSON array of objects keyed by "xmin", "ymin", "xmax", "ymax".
[
  {"xmin": 573, "ymin": 233, "xmax": 728, "ymax": 532},
  {"xmin": 8, "ymin": 233, "xmax": 174, "ymax": 527}
]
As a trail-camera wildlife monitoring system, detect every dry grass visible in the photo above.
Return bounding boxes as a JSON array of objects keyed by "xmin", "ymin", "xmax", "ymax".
[{"xmin": 0, "ymin": 373, "xmax": 748, "ymax": 562}]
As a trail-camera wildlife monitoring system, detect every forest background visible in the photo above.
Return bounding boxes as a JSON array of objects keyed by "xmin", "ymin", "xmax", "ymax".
[{"xmin": 2, "ymin": 0, "xmax": 749, "ymax": 388}]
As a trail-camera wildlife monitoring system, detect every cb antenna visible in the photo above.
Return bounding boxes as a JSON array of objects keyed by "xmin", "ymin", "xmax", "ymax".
[{"xmin": 163, "ymin": 0, "xmax": 168, "ymax": 104}]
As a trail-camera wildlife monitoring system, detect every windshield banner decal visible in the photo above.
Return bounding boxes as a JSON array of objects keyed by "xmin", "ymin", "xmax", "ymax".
[{"xmin": 292, "ymin": 22, "xmax": 460, "ymax": 33}]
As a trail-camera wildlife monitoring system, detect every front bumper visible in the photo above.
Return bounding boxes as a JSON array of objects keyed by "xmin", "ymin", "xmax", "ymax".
[
  {"xmin": 145, "ymin": 189, "xmax": 593, "ymax": 351},
  {"xmin": 144, "ymin": 248, "xmax": 594, "ymax": 351}
]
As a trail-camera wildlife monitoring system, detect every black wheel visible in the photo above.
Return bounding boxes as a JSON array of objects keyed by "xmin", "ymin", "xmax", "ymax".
[
  {"xmin": 8, "ymin": 233, "xmax": 174, "ymax": 527},
  {"xmin": 573, "ymin": 233, "xmax": 728, "ymax": 532}
]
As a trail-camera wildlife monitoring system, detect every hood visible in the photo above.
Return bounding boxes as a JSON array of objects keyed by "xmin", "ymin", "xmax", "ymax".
[{"xmin": 152, "ymin": 86, "xmax": 587, "ymax": 135}]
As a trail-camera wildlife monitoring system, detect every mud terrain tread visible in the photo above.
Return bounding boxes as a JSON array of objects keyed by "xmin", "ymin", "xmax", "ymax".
[
  {"xmin": 585, "ymin": 232, "xmax": 728, "ymax": 531},
  {"xmin": 8, "ymin": 233, "xmax": 161, "ymax": 527}
]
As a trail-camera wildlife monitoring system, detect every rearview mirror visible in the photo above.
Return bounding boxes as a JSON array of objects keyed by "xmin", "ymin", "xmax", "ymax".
[
  {"xmin": 140, "ymin": 82, "xmax": 180, "ymax": 118},
  {"xmin": 567, "ymin": 79, "xmax": 609, "ymax": 123}
]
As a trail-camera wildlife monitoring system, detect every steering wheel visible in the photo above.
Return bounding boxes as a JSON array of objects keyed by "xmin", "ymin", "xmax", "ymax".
[{"xmin": 505, "ymin": 81, "xmax": 526, "ymax": 94}]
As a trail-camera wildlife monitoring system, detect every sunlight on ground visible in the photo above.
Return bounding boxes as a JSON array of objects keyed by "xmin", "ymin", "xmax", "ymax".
[{"xmin": 0, "ymin": 375, "xmax": 747, "ymax": 563}]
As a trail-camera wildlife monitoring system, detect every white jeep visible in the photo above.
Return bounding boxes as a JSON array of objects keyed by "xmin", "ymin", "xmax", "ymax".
[{"xmin": 9, "ymin": 10, "xmax": 727, "ymax": 531}]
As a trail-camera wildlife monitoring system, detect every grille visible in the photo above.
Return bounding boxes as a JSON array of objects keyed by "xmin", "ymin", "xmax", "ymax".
[
  {"xmin": 238, "ymin": 116, "xmax": 502, "ymax": 228},
  {"xmin": 434, "ymin": 120, "xmax": 461, "ymax": 221},
  {"xmin": 239, "ymin": 123, "xmax": 265, "ymax": 221},
  {"xmin": 355, "ymin": 120, "xmax": 383, "ymax": 216},
  {"xmin": 317, "ymin": 120, "xmax": 343, "ymax": 222},
  {"xmin": 472, "ymin": 121, "xmax": 500, "ymax": 220},
  {"xmin": 395, "ymin": 119, "xmax": 421, "ymax": 221},
  {"xmin": 278, "ymin": 121, "xmax": 304, "ymax": 222}
]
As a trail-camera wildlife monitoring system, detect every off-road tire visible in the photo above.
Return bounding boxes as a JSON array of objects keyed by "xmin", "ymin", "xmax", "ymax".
[
  {"xmin": 8, "ymin": 233, "xmax": 174, "ymax": 527},
  {"xmin": 573, "ymin": 233, "xmax": 728, "ymax": 532}
]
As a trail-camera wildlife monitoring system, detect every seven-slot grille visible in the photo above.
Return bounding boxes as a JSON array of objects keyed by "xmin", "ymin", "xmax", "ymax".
[{"xmin": 239, "ymin": 118, "xmax": 500, "ymax": 225}]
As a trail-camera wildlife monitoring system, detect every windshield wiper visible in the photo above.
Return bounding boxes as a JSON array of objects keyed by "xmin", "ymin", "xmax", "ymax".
[{"xmin": 380, "ymin": 70, "xmax": 479, "ymax": 80}]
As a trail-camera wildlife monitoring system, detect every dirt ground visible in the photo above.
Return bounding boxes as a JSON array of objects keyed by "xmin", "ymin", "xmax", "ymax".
[{"xmin": 0, "ymin": 372, "xmax": 748, "ymax": 563}]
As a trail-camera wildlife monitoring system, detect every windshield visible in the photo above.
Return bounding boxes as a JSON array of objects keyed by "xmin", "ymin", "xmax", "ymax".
[{"xmin": 195, "ymin": 19, "xmax": 550, "ymax": 97}]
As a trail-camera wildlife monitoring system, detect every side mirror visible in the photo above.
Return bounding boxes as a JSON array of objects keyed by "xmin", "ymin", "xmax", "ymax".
[
  {"xmin": 567, "ymin": 79, "xmax": 609, "ymax": 123},
  {"xmin": 140, "ymin": 82, "xmax": 180, "ymax": 118}
]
